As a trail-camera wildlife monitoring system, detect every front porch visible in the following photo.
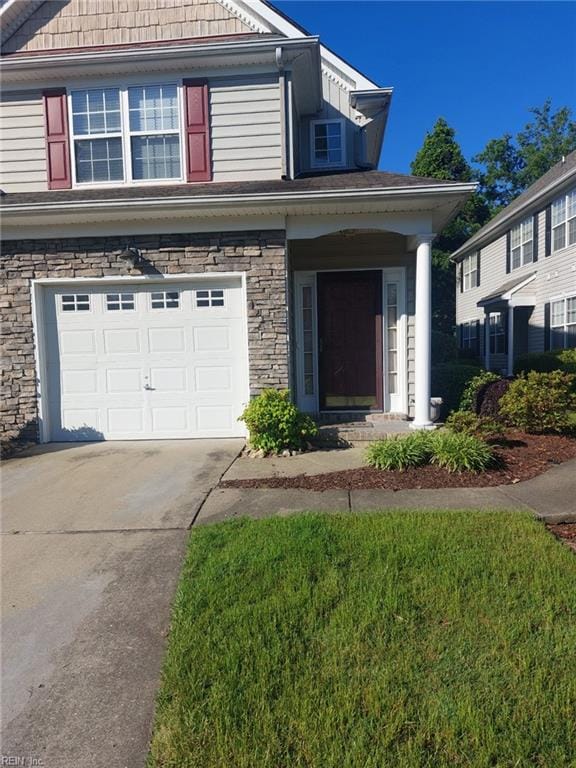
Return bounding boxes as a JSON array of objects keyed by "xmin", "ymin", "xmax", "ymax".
[{"xmin": 287, "ymin": 228, "xmax": 435, "ymax": 428}]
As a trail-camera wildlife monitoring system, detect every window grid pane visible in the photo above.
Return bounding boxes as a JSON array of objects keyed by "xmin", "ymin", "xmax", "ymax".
[
  {"xmin": 131, "ymin": 135, "xmax": 181, "ymax": 181},
  {"xmin": 151, "ymin": 291, "xmax": 179, "ymax": 309},
  {"xmin": 313, "ymin": 122, "xmax": 343, "ymax": 166},
  {"xmin": 72, "ymin": 88, "xmax": 121, "ymax": 136},
  {"xmin": 75, "ymin": 137, "xmax": 124, "ymax": 183}
]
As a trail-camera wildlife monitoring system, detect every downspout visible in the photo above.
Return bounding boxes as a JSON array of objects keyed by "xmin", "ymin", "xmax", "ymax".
[{"xmin": 276, "ymin": 45, "xmax": 294, "ymax": 180}]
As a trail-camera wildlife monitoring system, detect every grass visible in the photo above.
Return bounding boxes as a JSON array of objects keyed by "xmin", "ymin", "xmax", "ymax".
[{"xmin": 149, "ymin": 511, "xmax": 576, "ymax": 768}]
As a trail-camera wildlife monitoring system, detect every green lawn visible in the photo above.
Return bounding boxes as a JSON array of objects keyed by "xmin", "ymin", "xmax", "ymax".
[{"xmin": 149, "ymin": 511, "xmax": 576, "ymax": 768}]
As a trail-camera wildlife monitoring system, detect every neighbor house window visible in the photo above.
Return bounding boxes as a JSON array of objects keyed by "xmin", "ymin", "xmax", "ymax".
[
  {"xmin": 71, "ymin": 84, "xmax": 182, "ymax": 185},
  {"xmin": 551, "ymin": 188, "xmax": 576, "ymax": 252},
  {"xmin": 510, "ymin": 216, "xmax": 534, "ymax": 269},
  {"xmin": 460, "ymin": 320, "xmax": 478, "ymax": 351},
  {"xmin": 311, "ymin": 120, "xmax": 344, "ymax": 168},
  {"xmin": 551, "ymin": 296, "xmax": 576, "ymax": 349},
  {"xmin": 462, "ymin": 252, "xmax": 479, "ymax": 291},
  {"xmin": 489, "ymin": 312, "xmax": 506, "ymax": 354}
]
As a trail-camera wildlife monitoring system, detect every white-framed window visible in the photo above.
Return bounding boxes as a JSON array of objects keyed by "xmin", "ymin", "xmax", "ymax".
[
  {"xmin": 551, "ymin": 188, "xmax": 576, "ymax": 252},
  {"xmin": 462, "ymin": 252, "xmax": 479, "ymax": 291},
  {"xmin": 70, "ymin": 84, "xmax": 182, "ymax": 186},
  {"xmin": 61, "ymin": 294, "xmax": 90, "ymax": 312},
  {"xmin": 106, "ymin": 293, "xmax": 135, "ymax": 311},
  {"xmin": 196, "ymin": 289, "xmax": 225, "ymax": 308},
  {"xmin": 386, "ymin": 283, "xmax": 398, "ymax": 395},
  {"xmin": 301, "ymin": 285, "xmax": 315, "ymax": 396},
  {"xmin": 460, "ymin": 320, "xmax": 478, "ymax": 351},
  {"xmin": 489, "ymin": 312, "xmax": 506, "ymax": 354},
  {"xmin": 510, "ymin": 216, "xmax": 534, "ymax": 269},
  {"xmin": 150, "ymin": 290, "xmax": 180, "ymax": 309},
  {"xmin": 551, "ymin": 296, "xmax": 576, "ymax": 349},
  {"xmin": 310, "ymin": 119, "xmax": 345, "ymax": 168}
]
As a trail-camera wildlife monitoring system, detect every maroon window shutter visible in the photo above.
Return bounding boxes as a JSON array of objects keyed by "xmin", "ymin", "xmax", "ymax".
[
  {"xmin": 183, "ymin": 80, "xmax": 212, "ymax": 183},
  {"xmin": 43, "ymin": 89, "xmax": 71, "ymax": 190}
]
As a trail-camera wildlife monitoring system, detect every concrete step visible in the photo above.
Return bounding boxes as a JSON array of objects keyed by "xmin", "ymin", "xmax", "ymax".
[{"xmin": 314, "ymin": 420, "xmax": 410, "ymax": 445}]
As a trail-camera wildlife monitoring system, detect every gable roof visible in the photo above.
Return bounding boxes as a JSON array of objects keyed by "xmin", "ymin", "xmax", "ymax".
[
  {"xmin": 452, "ymin": 150, "xmax": 576, "ymax": 261},
  {"xmin": 0, "ymin": 0, "xmax": 382, "ymax": 93}
]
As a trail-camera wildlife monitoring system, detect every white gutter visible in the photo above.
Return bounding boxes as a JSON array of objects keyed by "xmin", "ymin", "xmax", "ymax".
[
  {"xmin": 452, "ymin": 163, "xmax": 576, "ymax": 261},
  {"xmin": 0, "ymin": 35, "xmax": 319, "ymax": 71},
  {"xmin": 0, "ymin": 183, "xmax": 477, "ymax": 216}
]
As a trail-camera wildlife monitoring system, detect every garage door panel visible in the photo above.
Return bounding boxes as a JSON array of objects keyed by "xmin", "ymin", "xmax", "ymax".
[{"xmin": 44, "ymin": 279, "xmax": 248, "ymax": 441}]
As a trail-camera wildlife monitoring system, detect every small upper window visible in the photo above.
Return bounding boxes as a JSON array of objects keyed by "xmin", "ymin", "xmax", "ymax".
[
  {"xmin": 106, "ymin": 293, "xmax": 135, "ymax": 311},
  {"xmin": 461, "ymin": 252, "xmax": 479, "ymax": 291},
  {"xmin": 551, "ymin": 188, "xmax": 576, "ymax": 252},
  {"xmin": 151, "ymin": 291, "xmax": 179, "ymax": 309},
  {"xmin": 61, "ymin": 294, "xmax": 90, "ymax": 312},
  {"xmin": 196, "ymin": 289, "xmax": 225, "ymax": 308},
  {"xmin": 510, "ymin": 216, "xmax": 534, "ymax": 269},
  {"xmin": 311, "ymin": 120, "xmax": 344, "ymax": 168}
]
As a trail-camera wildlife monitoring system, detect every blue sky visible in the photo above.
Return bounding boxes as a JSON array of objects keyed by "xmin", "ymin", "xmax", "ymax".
[{"xmin": 274, "ymin": 1, "xmax": 576, "ymax": 174}]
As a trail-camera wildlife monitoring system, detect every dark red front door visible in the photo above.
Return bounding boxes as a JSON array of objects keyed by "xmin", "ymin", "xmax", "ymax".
[{"xmin": 317, "ymin": 270, "xmax": 383, "ymax": 410}]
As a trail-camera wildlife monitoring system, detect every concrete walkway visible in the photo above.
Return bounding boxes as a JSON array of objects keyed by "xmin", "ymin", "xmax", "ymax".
[
  {"xmin": 196, "ymin": 451, "xmax": 576, "ymax": 526},
  {"xmin": 1, "ymin": 439, "xmax": 243, "ymax": 768}
]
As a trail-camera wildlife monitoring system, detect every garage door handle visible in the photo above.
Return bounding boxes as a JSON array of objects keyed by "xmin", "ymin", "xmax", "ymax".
[{"xmin": 143, "ymin": 383, "xmax": 155, "ymax": 391}]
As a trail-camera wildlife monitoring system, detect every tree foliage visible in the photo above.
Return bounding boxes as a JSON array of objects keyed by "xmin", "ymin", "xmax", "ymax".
[
  {"xmin": 474, "ymin": 100, "xmax": 576, "ymax": 212},
  {"xmin": 411, "ymin": 118, "xmax": 489, "ymax": 333}
]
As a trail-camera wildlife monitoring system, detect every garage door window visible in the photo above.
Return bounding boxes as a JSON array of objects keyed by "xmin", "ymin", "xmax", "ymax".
[
  {"xmin": 61, "ymin": 294, "xmax": 90, "ymax": 312},
  {"xmin": 106, "ymin": 293, "xmax": 135, "ymax": 311},
  {"xmin": 196, "ymin": 289, "xmax": 225, "ymax": 308},
  {"xmin": 151, "ymin": 291, "xmax": 179, "ymax": 309}
]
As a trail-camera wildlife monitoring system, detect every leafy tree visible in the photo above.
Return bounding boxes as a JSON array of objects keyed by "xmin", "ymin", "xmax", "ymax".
[
  {"xmin": 411, "ymin": 118, "xmax": 489, "ymax": 334},
  {"xmin": 474, "ymin": 100, "xmax": 576, "ymax": 212}
]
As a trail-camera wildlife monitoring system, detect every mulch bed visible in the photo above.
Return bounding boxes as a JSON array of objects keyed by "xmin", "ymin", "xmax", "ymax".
[
  {"xmin": 220, "ymin": 433, "xmax": 576, "ymax": 491},
  {"xmin": 547, "ymin": 523, "xmax": 576, "ymax": 553}
]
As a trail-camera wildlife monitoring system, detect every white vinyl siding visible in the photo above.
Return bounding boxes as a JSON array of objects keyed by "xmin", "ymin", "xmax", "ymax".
[
  {"xmin": 0, "ymin": 89, "xmax": 47, "ymax": 192},
  {"xmin": 510, "ymin": 216, "xmax": 534, "ymax": 269},
  {"xmin": 552, "ymin": 188, "xmax": 576, "ymax": 252},
  {"xmin": 209, "ymin": 78, "xmax": 282, "ymax": 182}
]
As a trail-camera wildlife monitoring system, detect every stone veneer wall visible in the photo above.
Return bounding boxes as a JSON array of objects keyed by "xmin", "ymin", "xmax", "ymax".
[{"xmin": 0, "ymin": 230, "xmax": 288, "ymax": 451}]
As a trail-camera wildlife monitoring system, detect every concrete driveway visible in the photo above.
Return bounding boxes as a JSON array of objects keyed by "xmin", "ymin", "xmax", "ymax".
[{"xmin": 1, "ymin": 439, "xmax": 243, "ymax": 768}]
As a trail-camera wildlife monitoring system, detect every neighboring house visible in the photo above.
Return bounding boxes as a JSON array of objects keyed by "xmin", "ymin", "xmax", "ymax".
[
  {"xmin": 453, "ymin": 151, "xmax": 576, "ymax": 375},
  {"xmin": 0, "ymin": 0, "xmax": 474, "ymax": 448}
]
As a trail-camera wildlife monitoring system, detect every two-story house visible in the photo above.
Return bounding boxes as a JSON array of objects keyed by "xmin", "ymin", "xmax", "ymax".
[
  {"xmin": 0, "ymin": 0, "xmax": 475, "ymax": 449},
  {"xmin": 453, "ymin": 151, "xmax": 576, "ymax": 375}
]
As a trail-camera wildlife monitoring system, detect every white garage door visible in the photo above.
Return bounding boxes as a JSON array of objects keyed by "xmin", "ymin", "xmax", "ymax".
[{"xmin": 42, "ymin": 278, "xmax": 249, "ymax": 441}]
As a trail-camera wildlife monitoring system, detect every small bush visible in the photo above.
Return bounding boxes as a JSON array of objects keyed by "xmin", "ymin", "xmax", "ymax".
[
  {"xmin": 445, "ymin": 410, "xmax": 503, "ymax": 440},
  {"xmin": 514, "ymin": 349, "xmax": 576, "ymax": 376},
  {"xmin": 365, "ymin": 431, "xmax": 433, "ymax": 471},
  {"xmin": 430, "ymin": 430, "xmax": 495, "ymax": 473},
  {"xmin": 478, "ymin": 378, "xmax": 512, "ymax": 418},
  {"xmin": 240, "ymin": 389, "xmax": 318, "ymax": 455},
  {"xmin": 431, "ymin": 363, "xmax": 483, "ymax": 420},
  {"xmin": 459, "ymin": 371, "xmax": 502, "ymax": 412},
  {"xmin": 499, "ymin": 371, "xmax": 576, "ymax": 433}
]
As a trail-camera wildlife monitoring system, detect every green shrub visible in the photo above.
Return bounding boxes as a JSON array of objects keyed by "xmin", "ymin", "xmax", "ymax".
[
  {"xmin": 365, "ymin": 431, "xmax": 433, "ymax": 471},
  {"xmin": 430, "ymin": 430, "xmax": 495, "ymax": 473},
  {"xmin": 459, "ymin": 371, "xmax": 502, "ymax": 412},
  {"xmin": 432, "ymin": 330, "xmax": 459, "ymax": 364},
  {"xmin": 240, "ymin": 389, "xmax": 318, "ymax": 455},
  {"xmin": 499, "ymin": 371, "xmax": 576, "ymax": 433},
  {"xmin": 514, "ymin": 349, "xmax": 576, "ymax": 376},
  {"xmin": 431, "ymin": 363, "xmax": 483, "ymax": 420},
  {"xmin": 445, "ymin": 410, "xmax": 503, "ymax": 440}
]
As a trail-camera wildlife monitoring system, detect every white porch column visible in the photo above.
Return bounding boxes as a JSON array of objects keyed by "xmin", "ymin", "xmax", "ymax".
[
  {"xmin": 411, "ymin": 234, "xmax": 434, "ymax": 429},
  {"xmin": 507, "ymin": 307, "xmax": 514, "ymax": 376}
]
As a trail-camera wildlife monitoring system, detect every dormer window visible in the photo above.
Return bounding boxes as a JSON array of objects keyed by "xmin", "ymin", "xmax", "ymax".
[
  {"xmin": 551, "ymin": 188, "xmax": 576, "ymax": 252},
  {"xmin": 70, "ymin": 84, "xmax": 182, "ymax": 185},
  {"xmin": 311, "ymin": 119, "xmax": 345, "ymax": 168}
]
